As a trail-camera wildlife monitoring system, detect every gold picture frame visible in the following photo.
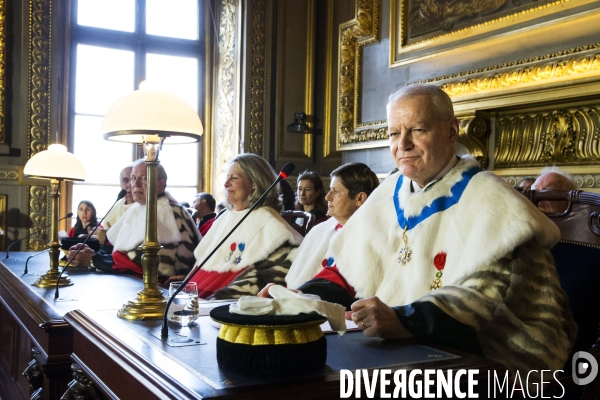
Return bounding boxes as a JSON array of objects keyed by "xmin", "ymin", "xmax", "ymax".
[
  {"xmin": 336, "ymin": 0, "xmax": 600, "ymax": 151},
  {"xmin": 390, "ymin": 0, "xmax": 599, "ymax": 67}
]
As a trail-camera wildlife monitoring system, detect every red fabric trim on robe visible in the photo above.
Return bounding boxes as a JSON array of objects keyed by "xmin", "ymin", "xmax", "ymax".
[
  {"xmin": 313, "ymin": 265, "xmax": 356, "ymax": 299},
  {"xmin": 189, "ymin": 267, "xmax": 246, "ymax": 299},
  {"xmin": 199, "ymin": 217, "xmax": 215, "ymax": 237},
  {"xmin": 112, "ymin": 251, "xmax": 143, "ymax": 276}
]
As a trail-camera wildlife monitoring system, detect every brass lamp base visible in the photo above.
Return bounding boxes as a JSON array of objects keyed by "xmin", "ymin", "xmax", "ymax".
[
  {"xmin": 33, "ymin": 270, "xmax": 72, "ymax": 288},
  {"xmin": 117, "ymin": 292, "xmax": 167, "ymax": 320}
]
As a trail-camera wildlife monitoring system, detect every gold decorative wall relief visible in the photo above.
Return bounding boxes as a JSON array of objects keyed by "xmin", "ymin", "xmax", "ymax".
[
  {"xmin": 494, "ymin": 105, "xmax": 600, "ymax": 168},
  {"xmin": 337, "ymin": 0, "xmax": 380, "ymax": 150},
  {"xmin": 213, "ymin": 0, "xmax": 237, "ymax": 202},
  {"xmin": 458, "ymin": 116, "xmax": 489, "ymax": 169},
  {"xmin": 27, "ymin": 0, "xmax": 52, "ymax": 250},
  {"xmin": 247, "ymin": 0, "xmax": 267, "ymax": 156}
]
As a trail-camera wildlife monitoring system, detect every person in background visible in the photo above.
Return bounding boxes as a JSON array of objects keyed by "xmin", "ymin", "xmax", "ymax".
[
  {"xmin": 284, "ymin": 162, "xmax": 379, "ymax": 290},
  {"xmin": 517, "ymin": 176, "xmax": 535, "ymax": 191},
  {"xmin": 192, "ymin": 192, "xmax": 217, "ymax": 236},
  {"xmin": 105, "ymin": 159, "xmax": 200, "ymax": 279},
  {"xmin": 531, "ymin": 166, "xmax": 577, "ymax": 213},
  {"xmin": 103, "ymin": 165, "xmax": 135, "ymax": 230},
  {"xmin": 263, "ymin": 84, "xmax": 576, "ymax": 381},
  {"xmin": 168, "ymin": 153, "xmax": 303, "ymax": 299},
  {"xmin": 69, "ymin": 200, "xmax": 100, "ymax": 237},
  {"xmin": 295, "ymin": 170, "xmax": 328, "ymax": 224}
]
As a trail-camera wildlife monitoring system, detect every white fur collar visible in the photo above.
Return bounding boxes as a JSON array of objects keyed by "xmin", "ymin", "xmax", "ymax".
[
  {"xmin": 330, "ymin": 155, "xmax": 560, "ymax": 304},
  {"xmin": 285, "ymin": 217, "xmax": 341, "ymax": 289},
  {"xmin": 194, "ymin": 207, "xmax": 303, "ymax": 273},
  {"xmin": 108, "ymin": 197, "xmax": 182, "ymax": 252}
]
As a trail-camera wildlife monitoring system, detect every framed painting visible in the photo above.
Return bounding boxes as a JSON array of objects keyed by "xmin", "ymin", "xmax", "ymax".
[{"xmin": 390, "ymin": 0, "xmax": 598, "ymax": 66}]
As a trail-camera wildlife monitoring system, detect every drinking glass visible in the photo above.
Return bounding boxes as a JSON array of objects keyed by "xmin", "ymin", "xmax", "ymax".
[{"xmin": 168, "ymin": 281, "xmax": 199, "ymax": 325}]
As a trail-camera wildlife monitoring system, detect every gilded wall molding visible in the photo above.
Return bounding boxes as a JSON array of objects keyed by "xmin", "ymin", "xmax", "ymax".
[
  {"xmin": 0, "ymin": 0, "xmax": 6, "ymax": 146},
  {"xmin": 458, "ymin": 116, "xmax": 490, "ymax": 169},
  {"xmin": 0, "ymin": 166, "xmax": 19, "ymax": 182},
  {"xmin": 502, "ymin": 175, "xmax": 600, "ymax": 189},
  {"xmin": 27, "ymin": 0, "xmax": 52, "ymax": 250},
  {"xmin": 418, "ymin": 42, "xmax": 600, "ymax": 97},
  {"xmin": 247, "ymin": 0, "xmax": 267, "ymax": 156},
  {"xmin": 213, "ymin": 0, "xmax": 237, "ymax": 203},
  {"xmin": 337, "ymin": 0, "xmax": 380, "ymax": 149},
  {"xmin": 494, "ymin": 105, "xmax": 600, "ymax": 168}
]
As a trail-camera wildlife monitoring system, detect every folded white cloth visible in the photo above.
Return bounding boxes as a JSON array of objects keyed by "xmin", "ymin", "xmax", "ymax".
[{"xmin": 229, "ymin": 285, "xmax": 347, "ymax": 335}]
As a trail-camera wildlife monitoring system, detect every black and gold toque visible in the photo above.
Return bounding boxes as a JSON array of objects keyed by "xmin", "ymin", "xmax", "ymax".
[{"xmin": 210, "ymin": 305, "xmax": 328, "ymax": 378}]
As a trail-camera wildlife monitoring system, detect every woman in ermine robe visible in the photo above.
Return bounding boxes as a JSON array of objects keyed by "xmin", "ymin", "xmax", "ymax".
[{"xmin": 169, "ymin": 153, "xmax": 303, "ymax": 299}]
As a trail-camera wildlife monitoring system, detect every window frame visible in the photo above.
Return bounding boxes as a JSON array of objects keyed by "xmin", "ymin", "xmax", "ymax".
[{"xmin": 67, "ymin": 0, "xmax": 206, "ymax": 217}]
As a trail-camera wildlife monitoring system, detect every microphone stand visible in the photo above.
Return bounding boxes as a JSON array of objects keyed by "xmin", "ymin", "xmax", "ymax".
[
  {"xmin": 6, "ymin": 213, "xmax": 73, "ymax": 259},
  {"xmin": 54, "ymin": 190, "xmax": 127, "ymax": 300},
  {"xmin": 160, "ymin": 162, "xmax": 295, "ymax": 338},
  {"xmin": 24, "ymin": 249, "xmax": 51, "ymax": 274}
]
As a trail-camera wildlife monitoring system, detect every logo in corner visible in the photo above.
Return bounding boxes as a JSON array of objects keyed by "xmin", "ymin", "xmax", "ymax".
[{"xmin": 572, "ymin": 351, "xmax": 599, "ymax": 386}]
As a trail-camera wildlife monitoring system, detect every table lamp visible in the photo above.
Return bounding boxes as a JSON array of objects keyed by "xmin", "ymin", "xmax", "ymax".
[
  {"xmin": 23, "ymin": 144, "xmax": 86, "ymax": 287},
  {"xmin": 101, "ymin": 88, "xmax": 203, "ymax": 320}
]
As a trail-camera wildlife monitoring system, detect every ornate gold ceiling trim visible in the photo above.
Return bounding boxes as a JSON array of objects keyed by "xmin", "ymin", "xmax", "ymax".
[
  {"xmin": 337, "ymin": 0, "xmax": 380, "ymax": 150},
  {"xmin": 419, "ymin": 43, "xmax": 600, "ymax": 97},
  {"xmin": 247, "ymin": 0, "xmax": 267, "ymax": 157},
  {"xmin": 27, "ymin": 0, "xmax": 52, "ymax": 250}
]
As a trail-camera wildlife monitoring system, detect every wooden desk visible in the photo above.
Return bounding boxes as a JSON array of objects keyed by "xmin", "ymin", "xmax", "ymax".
[
  {"xmin": 0, "ymin": 253, "xmax": 157, "ymax": 399},
  {"xmin": 64, "ymin": 309, "xmax": 503, "ymax": 399},
  {"xmin": 1, "ymin": 253, "xmax": 504, "ymax": 399}
]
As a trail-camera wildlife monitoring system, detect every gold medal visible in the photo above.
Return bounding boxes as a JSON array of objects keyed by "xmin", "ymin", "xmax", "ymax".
[{"xmin": 398, "ymin": 226, "xmax": 411, "ymax": 265}]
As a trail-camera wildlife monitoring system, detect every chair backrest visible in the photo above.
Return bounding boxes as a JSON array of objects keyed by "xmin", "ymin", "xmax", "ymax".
[
  {"xmin": 280, "ymin": 210, "xmax": 315, "ymax": 237},
  {"xmin": 523, "ymin": 189, "xmax": 600, "ymax": 246},
  {"xmin": 524, "ymin": 189, "xmax": 600, "ymax": 359}
]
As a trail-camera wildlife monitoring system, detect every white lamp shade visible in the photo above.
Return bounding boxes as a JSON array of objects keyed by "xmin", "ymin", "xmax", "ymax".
[
  {"xmin": 24, "ymin": 144, "xmax": 86, "ymax": 181},
  {"xmin": 101, "ymin": 89, "xmax": 203, "ymax": 144}
]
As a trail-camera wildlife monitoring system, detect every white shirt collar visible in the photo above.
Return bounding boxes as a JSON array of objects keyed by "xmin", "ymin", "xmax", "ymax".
[{"xmin": 412, "ymin": 155, "xmax": 459, "ymax": 193}]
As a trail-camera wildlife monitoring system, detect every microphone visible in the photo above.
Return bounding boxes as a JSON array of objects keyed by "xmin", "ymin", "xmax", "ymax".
[
  {"xmin": 5, "ymin": 213, "xmax": 73, "ymax": 259},
  {"xmin": 160, "ymin": 162, "xmax": 295, "ymax": 338},
  {"xmin": 54, "ymin": 189, "xmax": 127, "ymax": 300},
  {"xmin": 23, "ymin": 249, "xmax": 51, "ymax": 275}
]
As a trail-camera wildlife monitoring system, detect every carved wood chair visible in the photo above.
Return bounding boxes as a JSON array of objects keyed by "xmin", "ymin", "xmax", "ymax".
[
  {"xmin": 280, "ymin": 210, "xmax": 315, "ymax": 237},
  {"xmin": 524, "ymin": 189, "xmax": 600, "ymax": 398}
]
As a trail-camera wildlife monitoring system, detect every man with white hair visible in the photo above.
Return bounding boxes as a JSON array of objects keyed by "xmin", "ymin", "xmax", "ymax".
[
  {"xmin": 532, "ymin": 166, "xmax": 577, "ymax": 213},
  {"xmin": 106, "ymin": 159, "xmax": 200, "ymax": 278},
  {"xmin": 286, "ymin": 84, "xmax": 576, "ymax": 380}
]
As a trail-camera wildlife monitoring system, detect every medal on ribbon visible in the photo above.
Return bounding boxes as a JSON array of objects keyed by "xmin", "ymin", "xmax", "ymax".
[
  {"xmin": 398, "ymin": 225, "xmax": 411, "ymax": 265},
  {"xmin": 430, "ymin": 252, "xmax": 446, "ymax": 290},
  {"xmin": 226, "ymin": 243, "xmax": 236, "ymax": 262},
  {"xmin": 234, "ymin": 242, "xmax": 245, "ymax": 265}
]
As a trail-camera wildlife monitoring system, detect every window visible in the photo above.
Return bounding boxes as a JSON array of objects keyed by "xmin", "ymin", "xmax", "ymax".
[{"xmin": 69, "ymin": 0, "xmax": 204, "ymax": 218}]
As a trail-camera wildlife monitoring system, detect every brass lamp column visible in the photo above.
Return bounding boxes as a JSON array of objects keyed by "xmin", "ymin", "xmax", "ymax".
[
  {"xmin": 117, "ymin": 145, "xmax": 167, "ymax": 320},
  {"xmin": 102, "ymin": 88, "xmax": 203, "ymax": 321},
  {"xmin": 23, "ymin": 144, "xmax": 86, "ymax": 287}
]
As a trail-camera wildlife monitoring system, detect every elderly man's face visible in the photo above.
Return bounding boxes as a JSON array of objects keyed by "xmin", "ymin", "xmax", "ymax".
[
  {"xmin": 120, "ymin": 167, "xmax": 133, "ymax": 204},
  {"xmin": 532, "ymin": 172, "xmax": 570, "ymax": 213},
  {"xmin": 130, "ymin": 163, "xmax": 166, "ymax": 205},
  {"xmin": 388, "ymin": 95, "xmax": 458, "ymax": 188}
]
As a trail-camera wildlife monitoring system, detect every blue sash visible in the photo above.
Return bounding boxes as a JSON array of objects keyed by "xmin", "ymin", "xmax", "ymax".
[{"xmin": 393, "ymin": 166, "xmax": 482, "ymax": 231}]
